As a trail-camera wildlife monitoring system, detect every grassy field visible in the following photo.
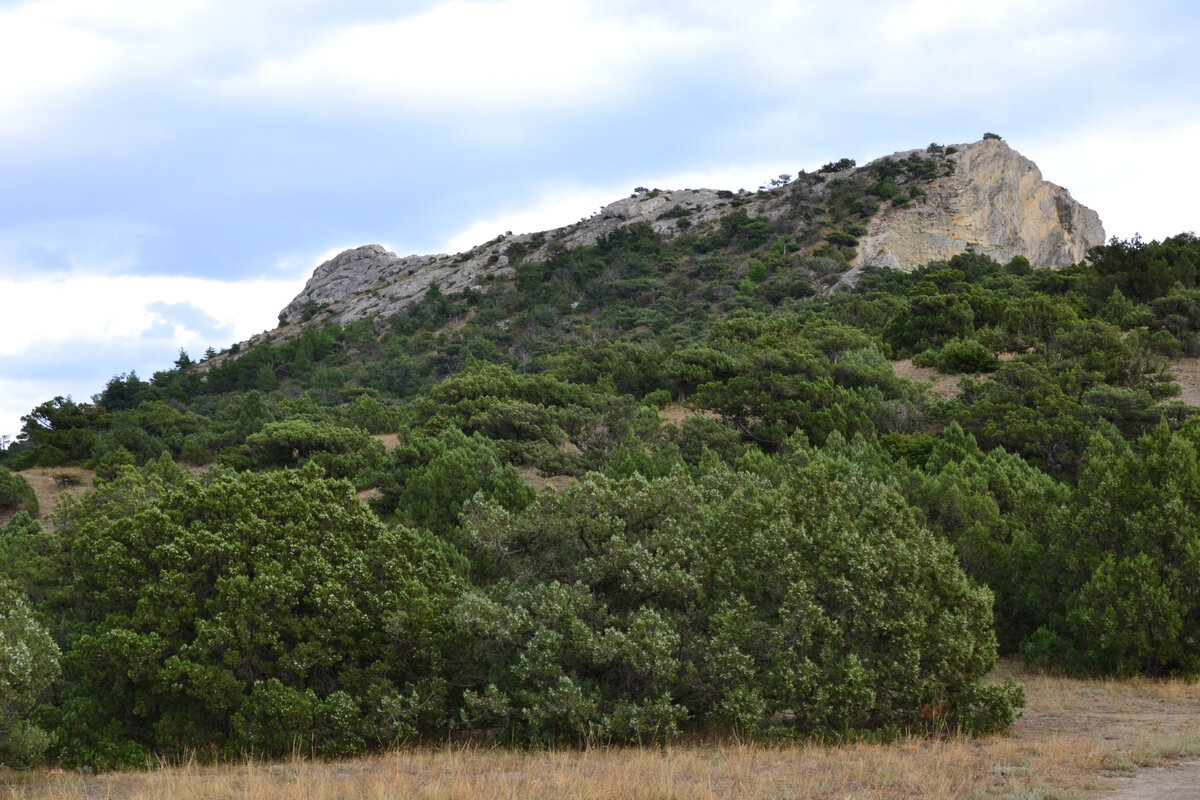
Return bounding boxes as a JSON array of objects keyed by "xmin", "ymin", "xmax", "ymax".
[{"xmin": 3, "ymin": 662, "xmax": 1198, "ymax": 800}]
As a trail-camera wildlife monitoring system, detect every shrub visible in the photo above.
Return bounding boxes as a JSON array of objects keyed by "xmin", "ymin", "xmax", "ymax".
[
  {"xmin": 0, "ymin": 467, "xmax": 38, "ymax": 517},
  {"xmin": 818, "ymin": 158, "xmax": 856, "ymax": 173},
  {"xmin": 1021, "ymin": 427, "xmax": 1200, "ymax": 676},
  {"xmin": 935, "ymin": 338, "xmax": 1000, "ymax": 373},
  {"xmin": 52, "ymin": 461, "xmax": 464, "ymax": 766},
  {"xmin": 451, "ymin": 455, "xmax": 1020, "ymax": 743},
  {"xmin": 0, "ymin": 582, "xmax": 60, "ymax": 767}
]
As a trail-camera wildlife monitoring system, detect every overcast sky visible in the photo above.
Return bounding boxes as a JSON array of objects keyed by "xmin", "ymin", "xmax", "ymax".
[{"xmin": 2, "ymin": 0, "xmax": 1199, "ymax": 441}]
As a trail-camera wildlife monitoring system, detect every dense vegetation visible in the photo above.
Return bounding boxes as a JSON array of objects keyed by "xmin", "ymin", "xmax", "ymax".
[{"xmin": 2, "ymin": 158, "xmax": 1198, "ymax": 767}]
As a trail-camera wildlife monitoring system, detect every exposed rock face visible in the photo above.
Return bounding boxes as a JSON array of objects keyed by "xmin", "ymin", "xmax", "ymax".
[
  {"xmin": 278, "ymin": 138, "xmax": 1105, "ymax": 328},
  {"xmin": 280, "ymin": 246, "xmax": 445, "ymax": 325},
  {"xmin": 855, "ymin": 139, "xmax": 1105, "ymax": 271},
  {"xmin": 278, "ymin": 188, "xmax": 745, "ymax": 326}
]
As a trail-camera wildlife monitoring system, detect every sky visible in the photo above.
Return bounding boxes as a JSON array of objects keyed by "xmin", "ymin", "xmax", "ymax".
[{"xmin": 2, "ymin": 0, "xmax": 1199, "ymax": 442}]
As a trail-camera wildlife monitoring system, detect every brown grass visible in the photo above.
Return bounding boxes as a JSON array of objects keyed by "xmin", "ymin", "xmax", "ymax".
[
  {"xmin": 1169, "ymin": 357, "xmax": 1200, "ymax": 407},
  {"xmin": 0, "ymin": 467, "xmax": 95, "ymax": 531},
  {"xmin": 516, "ymin": 465, "xmax": 574, "ymax": 492},
  {"xmin": 372, "ymin": 433, "xmax": 401, "ymax": 450},
  {"xmin": 4, "ymin": 662, "xmax": 1198, "ymax": 800},
  {"xmin": 890, "ymin": 359, "xmax": 963, "ymax": 400},
  {"xmin": 657, "ymin": 404, "xmax": 719, "ymax": 426}
]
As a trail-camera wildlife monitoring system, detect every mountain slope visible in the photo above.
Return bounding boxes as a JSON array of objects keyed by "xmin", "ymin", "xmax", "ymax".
[{"xmin": 279, "ymin": 137, "xmax": 1103, "ymax": 328}]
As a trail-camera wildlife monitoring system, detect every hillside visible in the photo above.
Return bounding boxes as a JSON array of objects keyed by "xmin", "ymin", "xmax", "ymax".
[
  {"xmin": 276, "ymin": 138, "xmax": 1102, "ymax": 329},
  {"xmin": 2, "ymin": 135, "xmax": 1199, "ymax": 770}
]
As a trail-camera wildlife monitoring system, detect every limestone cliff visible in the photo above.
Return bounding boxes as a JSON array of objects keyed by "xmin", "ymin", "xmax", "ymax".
[
  {"xmin": 279, "ymin": 138, "xmax": 1105, "ymax": 328},
  {"xmin": 855, "ymin": 138, "xmax": 1104, "ymax": 272},
  {"xmin": 279, "ymin": 188, "xmax": 741, "ymax": 326}
]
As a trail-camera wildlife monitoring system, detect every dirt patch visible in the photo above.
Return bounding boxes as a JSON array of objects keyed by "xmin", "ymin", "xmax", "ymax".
[
  {"xmin": 1102, "ymin": 760, "xmax": 1200, "ymax": 799},
  {"xmin": 891, "ymin": 359, "xmax": 963, "ymax": 399},
  {"xmin": 658, "ymin": 404, "xmax": 720, "ymax": 425},
  {"xmin": 373, "ymin": 433, "xmax": 401, "ymax": 450},
  {"xmin": 1169, "ymin": 357, "xmax": 1200, "ymax": 407},
  {"xmin": 516, "ymin": 465, "xmax": 574, "ymax": 492},
  {"xmin": 2, "ymin": 466, "xmax": 95, "ymax": 531}
]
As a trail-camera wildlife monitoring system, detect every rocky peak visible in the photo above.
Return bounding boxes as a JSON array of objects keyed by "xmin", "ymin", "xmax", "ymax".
[
  {"xmin": 855, "ymin": 138, "xmax": 1104, "ymax": 271},
  {"xmin": 278, "ymin": 138, "xmax": 1105, "ymax": 328}
]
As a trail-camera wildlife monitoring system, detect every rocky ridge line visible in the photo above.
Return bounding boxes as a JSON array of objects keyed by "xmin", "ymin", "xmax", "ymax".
[{"xmin": 279, "ymin": 138, "xmax": 1104, "ymax": 328}]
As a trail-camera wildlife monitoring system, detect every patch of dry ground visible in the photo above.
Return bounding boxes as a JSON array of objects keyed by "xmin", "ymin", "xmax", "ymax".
[
  {"xmin": 372, "ymin": 433, "xmax": 401, "ymax": 450},
  {"xmin": 4, "ymin": 662, "xmax": 1198, "ymax": 800},
  {"xmin": 657, "ymin": 403, "xmax": 720, "ymax": 425},
  {"xmin": 1169, "ymin": 357, "xmax": 1200, "ymax": 407},
  {"xmin": 1, "ymin": 466, "xmax": 95, "ymax": 531},
  {"xmin": 516, "ymin": 465, "xmax": 574, "ymax": 492},
  {"xmin": 891, "ymin": 358, "xmax": 963, "ymax": 399}
]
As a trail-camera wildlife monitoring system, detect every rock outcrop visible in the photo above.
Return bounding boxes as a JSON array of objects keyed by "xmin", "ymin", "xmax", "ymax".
[
  {"xmin": 855, "ymin": 138, "xmax": 1104, "ymax": 271},
  {"xmin": 279, "ymin": 188, "xmax": 746, "ymax": 326},
  {"xmin": 279, "ymin": 138, "xmax": 1105, "ymax": 327}
]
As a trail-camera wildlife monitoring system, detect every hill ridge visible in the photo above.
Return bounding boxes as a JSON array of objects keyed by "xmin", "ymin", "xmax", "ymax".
[{"xmin": 279, "ymin": 137, "xmax": 1104, "ymax": 328}]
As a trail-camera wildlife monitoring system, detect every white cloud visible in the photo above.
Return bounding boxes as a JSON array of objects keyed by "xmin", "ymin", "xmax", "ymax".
[
  {"xmin": 0, "ymin": 270, "xmax": 306, "ymax": 438},
  {"xmin": 0, "ymin": 4, "xmax": 122, "ymax": 140},
  {"xmin": 0, "ymin": 272, "xmax": 303, "ymax": 357},
  {"xmin": 217, "ymin": 0, "xmax": 710, "ymax": 114}
]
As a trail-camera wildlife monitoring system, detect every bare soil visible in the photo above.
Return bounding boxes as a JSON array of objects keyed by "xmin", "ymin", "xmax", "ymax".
[
  {"xmin": 891, "ymin": 358, "xmax": 964, "ymax": 399},
  {"xmin": 372, "ymin": 432, "xmax": 401, "ymax": 450},
  {"xmin": 1, "ymin": 466, "xmax": 95, "ymax": 531},
  {"xmin": 1169, "ymin": 357, "xmax": 1200, "ymax": 407},
  {"xmin": 1102, "ymin": 759, "xmax": 1200, "ymax": 799},
  {"xmin": 657, "ymin": 403, "xmax": 720, "ymax": 425},
  {"xmin": 516, "ymin": 464, "xmax": 574, "ymax": 492}
]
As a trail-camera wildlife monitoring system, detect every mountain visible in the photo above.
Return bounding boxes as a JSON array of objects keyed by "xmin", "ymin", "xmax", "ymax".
[
  {"xmin": 7, "ymin": 134, "xmax": 1200, "ymax": 768},
  {"xmin": 855, "ymin": 138, "xmax": 1104, "ymax": 272},
  {"xmin": 279, "ymin": 137, "xmax": 1104, "ymax": 328}
]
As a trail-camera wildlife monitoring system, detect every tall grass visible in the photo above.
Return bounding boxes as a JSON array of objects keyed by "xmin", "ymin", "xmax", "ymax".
[{"xmin": 4, "ymin": 663, "xmax": 1198, "ymax": 800}]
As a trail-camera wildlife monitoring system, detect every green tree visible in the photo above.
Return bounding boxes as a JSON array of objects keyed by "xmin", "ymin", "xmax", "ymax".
[
  {"xmin": 451, "ymin": 454, "xmax": 1021, "ymax": 744},
  {"xmin": 0, "ymin": 581, "xmax": 60, "ymax": 767},
  {"xmin": 0, "ymin": 467, "xmax": 38, "ymax": 517},
  {"xmin": 14, "ymin": 397, "xmax": 108, "ymax": 467},
  {"xmin": 52, "ymin": 461, "xmax": 464, "ymax": 766},
  {"xmin": 1022, "ymin": 425, "xmax": 1200, "ymax": 675}
]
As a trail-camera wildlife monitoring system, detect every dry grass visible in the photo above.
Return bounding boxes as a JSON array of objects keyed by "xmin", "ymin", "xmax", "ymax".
[
  {"xmin": 5, "ymin": 662, "xmax": 1199, "ymax": 800},
  {"xmin": 372, "ymin": 433, "xmax": 401, "ymax": 450},
  {"xmin": 1169, "ymin": 356, "xmax": 1200, "ymax": 407},
  {"xmin": 516, "ymin": 464, "xmax": 574, "ymax": 492},
  {"xmin": 657, "ymin": 404, "xmax": 720, "ymax": 426},
  {"xmin": 0, "ymin": 467, "xmax": 95, "ymax": 531},
  {"xmin": 890, "ymin": 359, "xmax": 963, "ymax": 400}
]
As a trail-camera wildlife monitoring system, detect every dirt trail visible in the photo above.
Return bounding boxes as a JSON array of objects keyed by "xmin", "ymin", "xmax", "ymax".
[{"xmin": 1101, "ymin": 759, "xmax": 1200, "ymax": 799}]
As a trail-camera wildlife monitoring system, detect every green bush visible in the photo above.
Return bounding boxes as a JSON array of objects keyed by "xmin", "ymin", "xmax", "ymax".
[
  {"xmin": 451, "ymin": 453, "xmax": 1020, "ymax": 744},
  {"xmin": 0, "ymin": 467, "xmax": 38, "ymax": 517},
  {"xmin": 935, "ymin": 338, "xmax": 1000, "ymax": 373},
  {"xmin": 52, "ymin": 460, "xmax": 464, "ymax": 766},
  {"xmin": 0, "ymin": 581, "xmax": 60, "ymax": 767},
  {"xmin": 1021, "ymin": 427, "xmax": 1200, "ymax": 676}
]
